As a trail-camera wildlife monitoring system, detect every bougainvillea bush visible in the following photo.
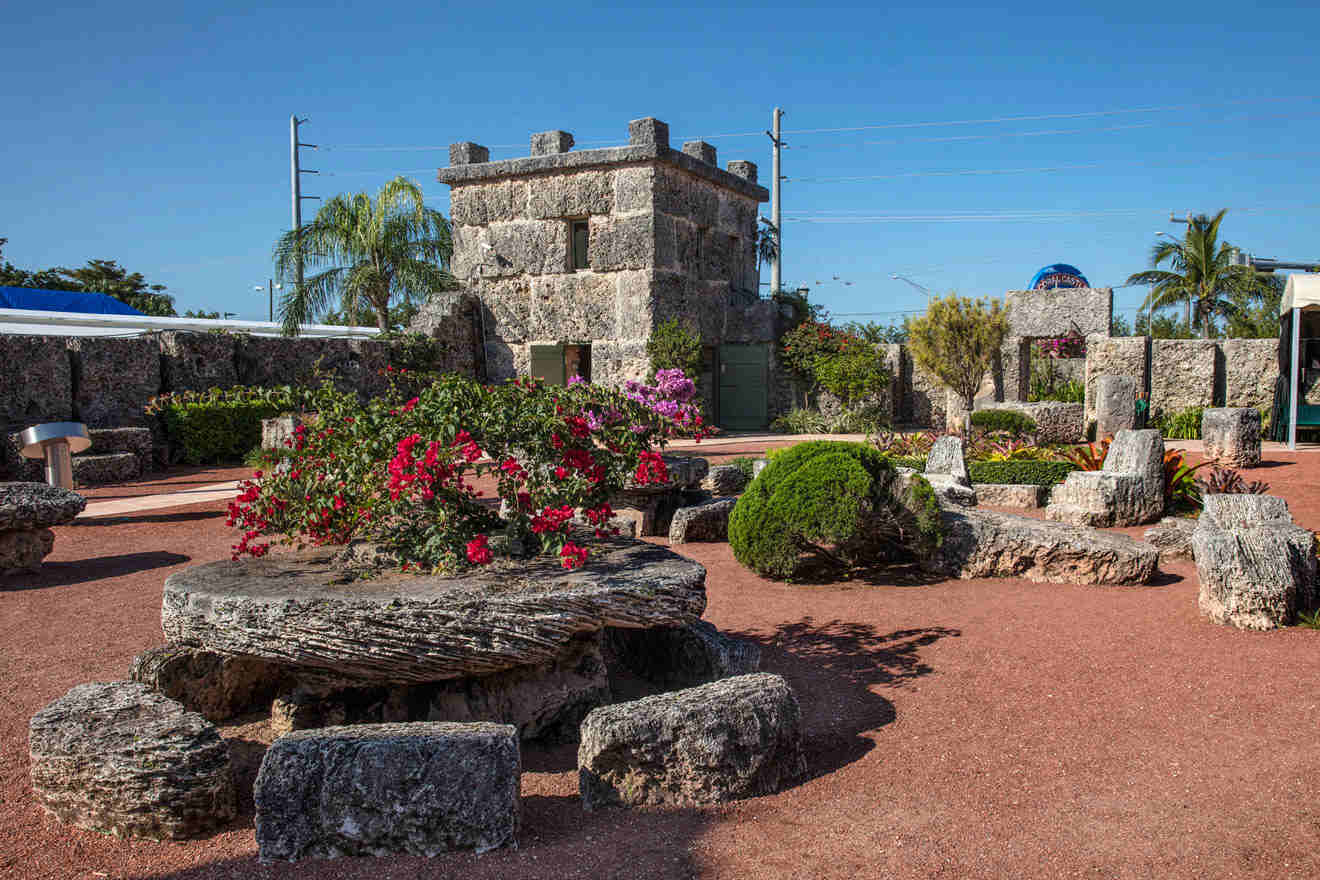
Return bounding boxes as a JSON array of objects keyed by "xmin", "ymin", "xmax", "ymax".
[{"xmin": 228, "ymin": 371, "xmax": 703, "ymax": 572}]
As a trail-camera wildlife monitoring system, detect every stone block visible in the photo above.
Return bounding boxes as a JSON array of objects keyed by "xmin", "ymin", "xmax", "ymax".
[
  {"xmin": 682, "ymin": 140, "xmax": 717, "ymax": 164},
  {"xmin": 470, "ymin": 279, "xmax": 531, "ymax": 343},
  {"xmin": 482, "ymin": 220, "xmax": 564, "ymax": 277},
  {"xmin": 905, "ymin": 358, "xmax": 947, "ymax": 429},
  {"xmin": 700, "ymin": 227, "xmax": 736, "ymax": 282},
  {"xmin": 930, "ymin": 507, "xmax": 1157, "ymax": 585},
  {"xmin": 67, "ymin": 337, "xmax": 159, "ymax": 428},
  {"xmin": 988, "ymin": 401, "xmax": 1085, "ymax": 444},
  {"xmin": 158, "ymin": 331, "xmax": 237, "ymax": 392},
  {"xmin": 669, "ymin": 496, "xmax": 736, "ymax": 544},
  {"xmin": 527, "ymin": 170, "xmax": 615, "ymax": 219},
  {"xmin": 1045, "ymin": 429, "xmax": 1164, "ymax": 527},
  {"xmin": 449, "ymin": 142, "xmax": 489, "ymax": 165},
  {"xmin": 702, "ymin": 464, "xmax": 750, "ymax": 495},
  {"xmin": 28, "ymin": 681, "xmax": 235, "ymax": 840},
  {"xmin": 0, "ymin": 481, "xmax": 87, "ymax": 530},
  {"xmin": 726, "ymin": 160, "xmax": 757, "ymax": 183},
  {"xmin": 613, "ymin": 165, "xmax": 655, "ymax": 214},
  {"xmin": 528, "ymin": 273, "xmax": 615, "ymax": 340},
  {"xmin": 261, "ymin": 413, "xmax": 309, "ymax": 451},
  {"xmin": 1143, "ymin": 517, "xmax": 1196, "ymax": 565},
  {"xmin": 87, "ymin": 427, "xmax": 153, "ymax": 473},
  {"xmin": 71, "ymin": 452, "xmax": 139, "ymax": 485},
  {"xmin": 588, "ymin": 214, "xmax": 655, "ymax": 272},
  {"xmin": 450, "ymin": 180, "xmax": 520, "ymax": 227},
  {"xmin": 974, "ymin": 483, "xmax": 1046, "ymax": 508},
  {"xmin": 590, "ymin": 340, "xmax": 651, "ymax": 387},
  {"xmin": 254, "ymin": 722, "xmax": 520, "ymax": 860},
  {"xmin": 1201, "ymin": 407, "xmax": 1261, "ymax": 468},
  {"xmin": 1095, "ymin": 374, "xmax": 1136, "ymax": 437},
  {"xmin": 0, "ymin": 334, "xmax": 72, "ymax": 433},
  {"xmin": 607, "ymin": 620, "xmax": 761, "ymax": 688},
  {"xmin": 130, "ymin": 644, "xmax": 286, "ymax": 723},
  {"xmin": 655, "ymin": 168, "xmax": 718, "ymax": 227},
  {"xmin": 925, "ymin": 435, "xmax": 970, "ymax": 483},
  {"xmin": 578, "ymin": 673, "xmax": 805, "ymax": 809},
  {"xmin": 530, "ymin": 129, "xmax": 574, "ymax": 156},
  {"xmin": 0, "ymin": 527, "xmax": 54, "ymax": 574},
  {"xmin": 1150, "ymin": 339, "xmax": 1215, "ymax": 418},
  {"xmin": 1192, "ymin": 494, "xmax": 1317, "ymax": 630},
  {"xmin": 1005, "ymin": 288, "xmax": 1112, "ymax": 338},
  {"xmin": 628, "ymin": 116, "xmax": 669, "ymax": 148},
  {"xmin": 1220, "ymin": 338, "xmax": 1278, "ymax": 408},
  {"xmin": 1084, "ymin": 336, "xmax": 1147, "ymax": 422}
]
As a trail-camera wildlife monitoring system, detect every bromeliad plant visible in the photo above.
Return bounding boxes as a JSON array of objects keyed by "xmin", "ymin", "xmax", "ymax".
[{"xmin": 226, "ymin": 372, "xmax": 699, "ymax": 572}]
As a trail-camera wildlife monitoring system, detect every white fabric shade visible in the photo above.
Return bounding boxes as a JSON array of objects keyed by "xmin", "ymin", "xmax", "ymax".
[{"xmin": 1282, "ymin": 273, "xmax": 1320, "ymax": 313}]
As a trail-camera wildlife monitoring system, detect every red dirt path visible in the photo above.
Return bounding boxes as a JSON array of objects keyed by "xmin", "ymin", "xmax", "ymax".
[{"xmin": 4, "ymin": 448, "xmax": 1320, "ymax": 879}]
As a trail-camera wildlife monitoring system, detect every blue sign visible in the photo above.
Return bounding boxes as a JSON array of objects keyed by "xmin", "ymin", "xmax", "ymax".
[{"xmin": 1029, "ymin": 264, "xmax": 1090, "ymax": 290}]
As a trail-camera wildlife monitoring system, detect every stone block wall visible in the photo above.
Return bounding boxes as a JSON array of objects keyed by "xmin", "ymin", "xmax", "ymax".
[
  {"xmin": 1149, "ymin": 339, "xmax": 1216, "ymax": 417},
  {"xmin": 1219, "ymin": 338, "xmax": 1279, "ymax": 409},
  {"xmin": 1004, "ymin": 288, "xmax": 1113, "ymax": 338},
  {"xmin": 0, "ymin": 336, "xmax": 72, "ymax": 435},
  {"xmin": 69, "ymin": 337, "xmax": 160, "ymax": 428},
  {"xmin": 159, "ymin": 331, "xmax": 239, "ymax": 392},
  {"xmin": 1084, "ymin": 336, "xmax": 1148, "ymax": 423}
]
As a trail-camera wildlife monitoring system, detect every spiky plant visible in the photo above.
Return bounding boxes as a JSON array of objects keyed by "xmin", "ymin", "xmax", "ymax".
[{"xmin": 272, "ymin": 176, "xmax": 457, "ymax": 335}]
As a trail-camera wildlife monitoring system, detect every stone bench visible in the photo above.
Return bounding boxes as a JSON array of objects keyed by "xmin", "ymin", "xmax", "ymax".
[
  {"xmin": 1045, "ymin": 428, "xmax": 1164, "ymax": 527},
  {"xmin": 1, "ymin": 481, "xmax": 86, "ymax": 575},
  {"xmin": 578, "ymin": 673, "xmax": 806, "ymax": 809},
  {"xmin": 28, "ymin": 681, "xmax": 235, "ymax": 840},
  {"xmin": 973, "ymin": 483, "xmax": 1046, "ymax": 509},
  {"xmin": 1192, "ymin": 494, "xmax": 1316, "ymax": 630},
  {"xmin": 921, "ymin": 435, "xmax": 976, "ymax": 507},
  {"xmin": 254, "ymin": 722, "xmax": 520, "ymax": 861}
]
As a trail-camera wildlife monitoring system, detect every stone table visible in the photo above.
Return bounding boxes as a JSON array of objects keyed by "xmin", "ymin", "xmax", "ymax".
[{"xmin": 0, "ymin": 481, "xmax": 86, "ymax": 575}]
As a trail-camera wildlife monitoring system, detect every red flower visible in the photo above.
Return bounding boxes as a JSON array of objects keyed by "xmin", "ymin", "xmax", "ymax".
[
  {"xmin": 554, "ymin": 466, "xmax": 569, "ymax": 480},
  {"xmin": 559, "ymin": 542, "xmax": 589, "ymax": 569},
  {"xmin": 466, "ymin": 534, "xmax": 493, "ymax": 565},
  {"xmin": 402, "ymin": 397, "xmax": 419, "ymax": 412}
]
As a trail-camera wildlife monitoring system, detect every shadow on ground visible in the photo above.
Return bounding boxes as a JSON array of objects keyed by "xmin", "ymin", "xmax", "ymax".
[
  {"xmin": 0, "ymin": 551, "xmax": 190, "ymax": 591},
  {"xmin": 72, "ymin": 510, "xmax": 226, "ymax": 527},
  {"xmin": 733, "ymin": 617, "xmax": 959, "ymax": 780}
]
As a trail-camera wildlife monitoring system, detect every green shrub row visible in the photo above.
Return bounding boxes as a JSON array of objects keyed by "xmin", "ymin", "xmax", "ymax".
[
  {"xmin": 888, "ymin": 455, "xmax": 1074, "ymax": 486},
  {"xmin": 150, "ymin": 387, "xmax": 300, "ymax": 464},
  {"xmin": 969, "ymin": 409, "xmax": 1037, "ymax": 437}
]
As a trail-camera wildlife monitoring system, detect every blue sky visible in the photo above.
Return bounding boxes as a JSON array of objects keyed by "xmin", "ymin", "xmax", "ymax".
[{"xmin": 4, "ymin": 1, "xmax": 1320, "ymax": 326}]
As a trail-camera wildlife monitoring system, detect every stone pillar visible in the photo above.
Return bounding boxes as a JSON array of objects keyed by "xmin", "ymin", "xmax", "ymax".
[
  {"xmin": 1201, "ymin": 408, "xmax": 1262, "ymax": 468},
  {"xmin": 530, "ymin": 130, "xmax": 574, "ymax": 155},
  {"xmin": 682, "ymin": 141, "xmax": 717, "ymax": 164},
  {"xmin": 1095, "ymin": 374, "xmax": 1136, "ymax": 438},
  {"xmin": 448, "ymin": 142, "xmax": 489, "ymax": 165}
]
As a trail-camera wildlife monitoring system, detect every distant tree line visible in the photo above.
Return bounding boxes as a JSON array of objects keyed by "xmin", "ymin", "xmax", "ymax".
[{"xmin": 0, "ymin": 237, "xmax": 178, "ymax": 316}]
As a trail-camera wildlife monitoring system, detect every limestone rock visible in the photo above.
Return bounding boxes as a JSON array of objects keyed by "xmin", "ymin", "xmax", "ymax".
[
  {"xmin": 578, "ymin": 673, "xmax": 806, "ymax": 809},
  {"xmin": 28, "ymin": 681, "xmax": 235, "ymax": 840},
  {"xmin": 87, "ymin": 427, "xmax": 154, "ymax": 474},
  {"xmin": 1045, "ymin": 429, "xmax": 1164, "ymax": 527},
  {"xmin": 974, "ymin": 483, "xmax": 1045, "ymax": 509},
  {"xmin": 669, "ymin": 497, "xmax": 736, "ymax": 544},
  {"xmin": 701, "ymin": 464, "xmax": 750, "ymax": 495},
  {"xmin": 1192, "ymin": 494, "xmax": 1317, "ymax": 630},
  {"xmin": 71, "ymin": 452, "xmax": 140, "ymax": 485},
  {"xmin": 254, "ymin": 722, "xmax": 520, "ymax": 861},
  {"xmin": 162, "ymin": 539, "xmax": 706, "ymax": 684},
  {"xmin": 922, "ymin": 474, "xmax": 978, "ymax": 507},
  {"xmin": 0, "ymin": 481, "xmax": 86, "ymax": 530},
  {"xmin": 129, "ymin": 644, "xmax": 286, "ymax": 723},
  {"xmin": 1150, "ymin": 339, "xmax": 1215, "ymax": 417},
  {"xmin": 607, "ymin": 620, "xmax": 761, "ymax": 688},
  {"xmin": 1084, "ymin": 335, "xmax": 1148, "ymax": 423},
  {"xmin": 1095, "ymin": 374, "xmax": 1136, "ymax": 437},
  {"xmin": 1143, "ymin": 517, "xmax": 1197, "ymax": 564},
  {"xmin": 0, "ymin": 527, "xmax": 55, "ymax": 573},
  {"xmin": 1201, "ymin": 407, "xmax": 1262, "ymax": 468},
  {"xmin": 929, "ymin": 507, "xmax": 1157, "ymax": 586},
  {"xmin": 925, "ymin": 435, "xmax": 970, "ymax": 484},
  {"xmin": 984, "ymin": 401, "xmax": 1085, "ymax": 444}
]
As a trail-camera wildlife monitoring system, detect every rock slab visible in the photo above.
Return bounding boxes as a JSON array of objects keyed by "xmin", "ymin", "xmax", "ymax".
[
  {"xmin": 130, "ymin": 645, "xmax": 286, "ymax": 723},
  {"xmin": 28, "ymin": 681, "xmax": 235, "ymax": 840},
  {"xmin": 974, "ymin": 483, "xmax": 1045, "ymax": 509},
  {"xmin": 1045, "ymin": 429, "xmax": 1164, "ymax": 527},
  {"xmin": 1192, "ymin": 494, "xmax": 1316, "ymax": 630},
  {"xmin": 1143, "ymin": 517, "xmax": 1197, "ymax": 564},
  {"xmin": 162, "ymin": 539, "xmax": 706, "ymax": 684},
  {"xmin": 930, "ymin": 507, "xmax": 1157, "ymax": 585},
  {"xmin": 701, "ymin": 464, "xmax": 750, "ymax": 495},
  {"xmin": 669, "ymin": 496, "xmax": 736, "ymax": 544},
  {"xmin": 1, "ymin": 482, "xmax": 86, "ymax": 574},
  {"xmin": 578, "ymin": 673, "xmax": 806, "ymax": 809},
  {"xmin": 1201, "ymin": 407, "xmax": 1262, "ymax": 468},
  {"xmin": 254, "ymin": 722, "xmax": 520, "ymax": 861},
  {"xmin": 607, "ymin": 620, "xmax": 761, "ymax": 687}
]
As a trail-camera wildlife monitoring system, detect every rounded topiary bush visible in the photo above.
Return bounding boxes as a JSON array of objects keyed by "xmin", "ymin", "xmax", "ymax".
[
  {"xmin": 970, "ymin": 409, "xmax": 1037, "ymax": 438},
  {"xmin": 728, "ymin": 440, "xmax": 944, "ymax": 580}
]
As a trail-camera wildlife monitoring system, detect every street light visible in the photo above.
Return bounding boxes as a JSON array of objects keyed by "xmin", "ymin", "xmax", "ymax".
[
  {"xmin": 255, "ymin": 280, "xmax": 283, "ymax": 322},
  {"xmin": 891, "ymin": 273, "xmax": 933, "ymax": 307}
]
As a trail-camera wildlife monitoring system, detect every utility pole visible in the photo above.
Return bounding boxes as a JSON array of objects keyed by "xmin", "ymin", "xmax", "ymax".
[
  {"xmin": 767, "ymin": 107, "xmax": 784, "ymax": 295},
  {"xmin": 290, "ymin": 115, "xmax": 319, "ymax": 299}
]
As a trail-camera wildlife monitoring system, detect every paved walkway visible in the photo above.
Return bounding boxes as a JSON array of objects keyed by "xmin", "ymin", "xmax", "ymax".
[{"xmin": 78, "ymin": 480, "xmax": 241, "ymax": 519}]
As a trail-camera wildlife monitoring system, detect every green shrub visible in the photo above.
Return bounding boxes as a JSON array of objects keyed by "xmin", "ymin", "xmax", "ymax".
[
  {"xmin": 728, "ymin": 440, "xmax": 944, "ymax": 580},
  {"xmin": 969, "ymin": 409, "xmax": 1038, "ymax": 437},
  {"xmin": 966, "ymin": 460, "xmax": 1076, "ymax": 486},
  {"xmin": 646, "ymin": 318, "xmax": 702, "ymax": 381},
  {"xmin": 1152, "ymin": 405, "xmax": 1203, "ymax": 440},
  {"xmin": 770, "ymin": 408, "xmax": 830, "ymax": 435},
  {"xmin": 148, "ymin": 387, "xmax": 301, "ymax": 465},
  {"xmin": 771, "ymin": 404, "xmax": 889, "ymax": 435}
]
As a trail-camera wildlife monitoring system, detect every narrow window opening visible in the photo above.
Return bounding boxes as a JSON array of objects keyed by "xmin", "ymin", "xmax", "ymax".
[{"xmin": 571, "ymin": 220, "xmax": 590, "ymax": 271}]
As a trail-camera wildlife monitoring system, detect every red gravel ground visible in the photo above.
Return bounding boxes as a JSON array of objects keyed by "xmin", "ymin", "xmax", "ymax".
[{"xmin": 5, "ymin": 447, "xmax": 1320, "ymax": 879}]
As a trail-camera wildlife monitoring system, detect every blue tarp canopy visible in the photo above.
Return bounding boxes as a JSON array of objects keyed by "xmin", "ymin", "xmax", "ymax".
[{"xmin": 0, "ymin": 286, "xmax": 145, "ymax": 316}]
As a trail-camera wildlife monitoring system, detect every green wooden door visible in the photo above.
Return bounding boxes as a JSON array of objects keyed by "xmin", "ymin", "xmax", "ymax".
[
  {"xmin": 718, "ymin": 343, "xmax": 768, "ymax": 431},
  {"xmin": 529, "ymin": 344, "xmax": 566, "ymax": 385}
]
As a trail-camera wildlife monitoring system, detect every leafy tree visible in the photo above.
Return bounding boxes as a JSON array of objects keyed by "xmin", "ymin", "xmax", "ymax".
[
  {"xmin": 842, "ymin": 320, "xmax": 908, "ymax": 344},
  {"xmin": 1224, "ymin": 273, "xmax": 1284, "ymax": 339},
  {"xmin": 0, "ymin": 240, "xmax": 176, "ymax": 315},
  {"xmin": 1125, "ymin": 209, "xmax": 1269, "ymax": 338},
  {"xmin": 184, "ymin": 309, "xmax": 221, "ymax": 319},
  {"xmin": 273, "ymin": 175, "xmax": 458, "ymax": 335},
  {"xmin": 646, "ymin": 318, "xmax": 702, "ymax": 381},
  {"xmin": 904, "ymin": 293, "xmax": 1009, "ymax": 419},
  {"xmin": 1135, "ymin": 312, "xmax": 1196, "ymax": 339},
  {"xmin": 814, "ymin": 343, "xmax": 891, "ymax": 409}
]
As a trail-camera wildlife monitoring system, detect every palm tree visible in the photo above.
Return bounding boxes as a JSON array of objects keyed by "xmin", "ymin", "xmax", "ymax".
[
  {"xmin": 272, "ymin": 176, "xmax": 457, "ymax": 335},
  {"xmin": 756, "ymin": 218, "xmax": 779, "ymax": 278},
  {"xmin": 1125, "ymin": 209, "xmax": 1267, "ymax": 338}
]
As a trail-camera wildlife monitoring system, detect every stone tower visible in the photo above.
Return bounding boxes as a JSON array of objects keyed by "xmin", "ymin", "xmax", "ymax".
[{"xmin": 437, "ymin": 117, "xmax": 774, "ymax": 392}]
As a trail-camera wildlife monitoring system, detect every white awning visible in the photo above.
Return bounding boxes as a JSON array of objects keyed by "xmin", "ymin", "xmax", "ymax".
[{"xmin": 1282, "ymin": 273, "xmax": 1320, "ymax": 313}]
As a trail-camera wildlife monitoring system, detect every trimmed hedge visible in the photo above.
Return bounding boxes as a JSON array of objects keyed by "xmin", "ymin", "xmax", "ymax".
[
  {"xmin": 729, "ymin": 440, "xmax": 943, "ymax": 580},
  {"xmin": 148, "ymin": 387, "xmax": 300, "ymax": 464},
  {"xmin": 891, "ymin": 456, "xmax": 1075, "ymax": 486}
]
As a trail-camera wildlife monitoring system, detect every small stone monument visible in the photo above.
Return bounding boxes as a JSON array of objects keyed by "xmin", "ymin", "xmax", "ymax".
[{"xmin": 1095, "ymin": 375, "xmax": 1136, "ymax": 437}]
